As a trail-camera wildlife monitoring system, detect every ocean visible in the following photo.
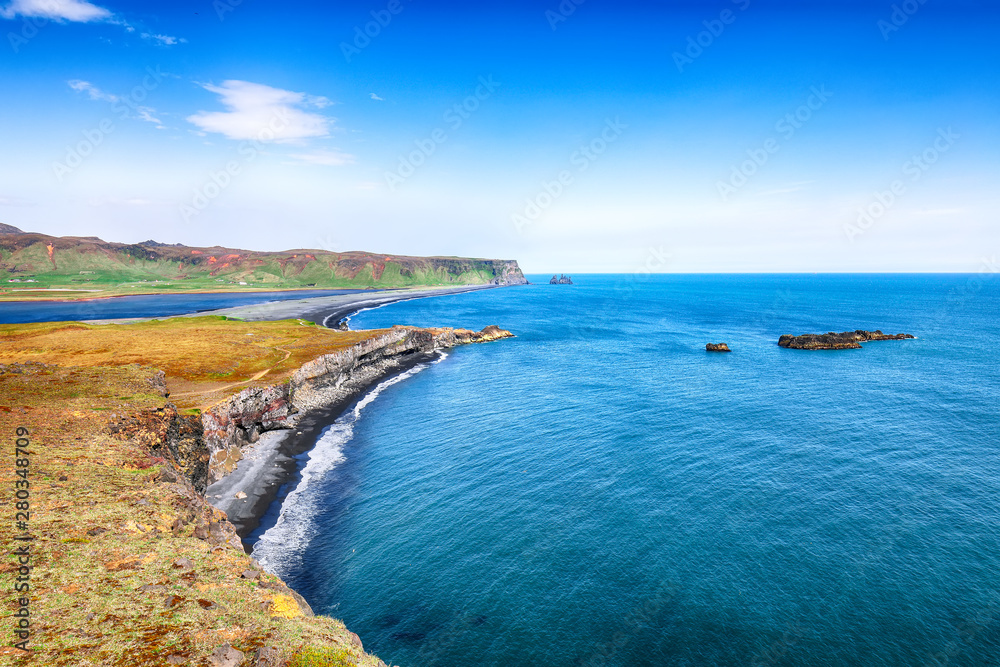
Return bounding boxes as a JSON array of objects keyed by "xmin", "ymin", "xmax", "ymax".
[{"xmin": 251, "ymin": 274, "xmax": 1000, "ymax": 666}]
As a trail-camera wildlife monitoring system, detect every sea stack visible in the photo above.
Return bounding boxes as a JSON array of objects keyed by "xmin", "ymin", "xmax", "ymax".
[
  {"xmin": 550, "ymin": 274, "xmax": 573, "ymax": 284},
  {"xmin": 706, "ymin": 343, "xmax": 731, "ymax": 352},
  {"xmin": 778, "ymin": 330, "xmax": 915, "ymax": 350}
]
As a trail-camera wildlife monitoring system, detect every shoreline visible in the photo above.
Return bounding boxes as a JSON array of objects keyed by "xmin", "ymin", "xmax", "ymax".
[
  {"xmin": 206, "ymin": 351, "xmax": 440, "ymax": 548},
  {"xmin": 57, "ymin": 284, "xmax": 500, "ymax": 327},
  {"xmin": 0, "ymin": 285, "xmax": 380, "ymax": 303},
  {"xmin": 198, "ymin": 284, "xmax": 497, "ymax": 326},
  {"xmin": 199, "ymin": 286, "xmax": 514, "ymax": 549}
]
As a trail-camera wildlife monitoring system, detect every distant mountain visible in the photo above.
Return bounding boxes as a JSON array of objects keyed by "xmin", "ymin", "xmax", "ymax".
[{"xmin": 0, "ymin": 230, "xmax": 528, "ymax": 294}]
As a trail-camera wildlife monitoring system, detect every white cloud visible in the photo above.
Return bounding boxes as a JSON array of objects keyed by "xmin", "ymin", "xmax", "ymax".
[
  {"xmin": 370, "ymin": 93, "xmax": 384, "ymax": 101},
  {"xmin": 69, "ymin": 80, "xmax": 165, "ymax": 128},
  {"xmin": 135, "ymin": 106, "xmax": 164, "ymax": 128},
  {"xmin": 187, "ymin": 80, "xmax": 333, "ymax": 143},
  {"xmin": 0, "ymin": 0, "xmax": 111, "ymax": 21},
  {"xmin": 141, "ymin": 32, "xmax": 185, "ymax": 46},
  {"xmin": 68, "ymin": 79, "xmax": 117, "ymax": 102},
  {"xmin": 288, "ymin": 149, "xmax": 355, "ymax": 167}
]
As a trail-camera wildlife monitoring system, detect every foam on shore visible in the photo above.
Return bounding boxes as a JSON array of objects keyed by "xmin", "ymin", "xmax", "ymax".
[{"xmin": 252, "ymin": 357, "xmax": 438, "ymax": 577}]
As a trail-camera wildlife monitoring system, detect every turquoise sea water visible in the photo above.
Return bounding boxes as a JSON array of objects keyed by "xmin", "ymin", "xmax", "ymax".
[{"xmin": 259, "ymin": 274, "xmax": 1000, "ymax": 666}]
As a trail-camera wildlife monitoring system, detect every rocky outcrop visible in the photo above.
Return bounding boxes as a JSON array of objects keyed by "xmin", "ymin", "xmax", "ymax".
[
  {"xmin": 204, "ymin": 325, "xmax": 513, "ymax": 484},
  {"xmin": 706, "ymin": 343, "xmax": 731, "ymax": 352},
  {"xmin": 202, "ymin": 384, "xmax": 297, "ymax": 484},
  {"xmin": 778, "ymin": 330, "xmax": 915, "ymax": 350},
  {"xmin": 492, "ymin": 260, "xmax": 529, "ymax": 285},
  {"xmin": 108, "ymin": 406, "xmax": 209, "ymax": 491},
  {"xmin": 549, "ymin": 274, "xmax": 573, "ymax": 284}
]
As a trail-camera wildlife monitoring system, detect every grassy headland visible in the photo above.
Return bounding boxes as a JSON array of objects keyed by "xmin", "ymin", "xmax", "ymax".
[
  {"xmin": 0, "ymin": 227, "xmax": 526, "ymax": 301},
  {"xmin": 0, "ymin": 317, "xmax": 423, "ymax": 666}
]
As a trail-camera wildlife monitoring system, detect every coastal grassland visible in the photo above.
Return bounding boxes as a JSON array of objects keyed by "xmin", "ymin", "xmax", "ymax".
[
  {"xmin": 0, "ymin": 233, "xmax": 523, "ymax": 301},
  {"xmin": 0, "ymin": 317, "xmax": 393, "ymax": 410},
  {"xmin": 0, "ymin": 363, "xmax": 384, "ymax": 666}
]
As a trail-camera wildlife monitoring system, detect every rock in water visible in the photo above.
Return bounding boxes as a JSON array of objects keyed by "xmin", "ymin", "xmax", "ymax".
[
  {"xmin": 706, "ymin": 343, "xmax": 731, "ymax": 352},
  {"xmin": 549, "ymin": 274, "xmax": 573, "ymax": 284},
  {"xmin": 778, "ymin": 329, "xmax": 914, "ymax": 350}
]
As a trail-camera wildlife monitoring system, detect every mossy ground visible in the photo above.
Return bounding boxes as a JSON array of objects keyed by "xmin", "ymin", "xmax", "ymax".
[
  {"xmin": 0, "ymin": 317, "xmax": 392, "ymax": 410},
  {"xmin": 0, "ymin": 319, "xmax": 394, "ymax": 666}
]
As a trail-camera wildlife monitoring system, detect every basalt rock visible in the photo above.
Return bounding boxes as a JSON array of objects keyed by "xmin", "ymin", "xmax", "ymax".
[
  {"xmin": 778, "ymin": 329, "xmax": 915, "ymax": 350},
  {"xmin": 204, "ymin": 325, "xmax": 514, "ymax": 484},
  {"xmin": 706, "ymin": 343, "xmax": 731, "ymax": 352},
  {"xmin": 549, "ymin": 274, "xmax": 573, "ymax": 285},
  {"xmin": 108, "ymin": 405, "xmax": 208, "ymax": 491}
]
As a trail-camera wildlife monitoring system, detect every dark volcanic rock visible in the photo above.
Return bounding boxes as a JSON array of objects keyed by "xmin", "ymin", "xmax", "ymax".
[
  {"xmin": 108, "ymin": 404, "xmax": 207, "ymax": 491},
  {"xmin": 549, "ymin": 274, "xmax": 573, "ymax": 284},
  {"xmin": 706, "ymin": 343, "xmax": 731, "ymax": 352},
  {"xmin": 778, "ymin": 329, "xmax": 914, "ymax": 350}
]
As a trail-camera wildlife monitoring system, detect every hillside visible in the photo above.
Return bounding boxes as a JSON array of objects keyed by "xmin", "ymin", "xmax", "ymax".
[{"xmin": 0, "ymin": 228, "xmax": 527, "ymax": 300}]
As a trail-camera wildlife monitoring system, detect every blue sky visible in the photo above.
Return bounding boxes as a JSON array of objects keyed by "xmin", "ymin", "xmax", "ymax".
[{"xmin": 0, "ymin": 0, "xmax": 997, "ymax": 272}]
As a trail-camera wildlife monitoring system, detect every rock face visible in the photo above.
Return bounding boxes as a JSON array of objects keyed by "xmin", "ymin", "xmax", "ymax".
[
  {"xmin": 778, "ymin": 330, "xmax": 915, "ymax": 350},
  {"xmin": 493, "ymin": 261, "xmax": 529, "ymax": 286},
  {"xmin": 108, "ymin": 406, "xmax": 209, "ymax": 492},
  {"xmin": 549, "ymin": 274, "xmax": 573, "ymax": 285},
  {"xmin": 203, "ymin": 325, "xmax": 514, "ymax": 485},
  {"xmin": 108, "ymin": 325, "xmax": 513, "ymax": 488},
  {"xmin": 706, "ymin": 343, "xmax": 731, "ymax": 352}
]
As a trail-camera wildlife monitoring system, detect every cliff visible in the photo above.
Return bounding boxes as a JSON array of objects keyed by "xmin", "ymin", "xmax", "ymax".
[
  {"xmin": 778, "ymin": 330, "xmax": 915, "ymax": 350},
  {"xmin": 200, "ymin": 325, "xmax": 513, "ymax": 486},
  {"xmin": 0, "ymin": 229, "xmax": 528, "ymax": 297},
  {"xmin": 0, "ymin": 317, "xmax": 514, "ymax": 666}
]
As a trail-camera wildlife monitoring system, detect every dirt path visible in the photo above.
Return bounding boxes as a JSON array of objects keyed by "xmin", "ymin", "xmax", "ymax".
[{"xmin": 171, "ymin": 346, "xmax": 292, "ymax": 398}]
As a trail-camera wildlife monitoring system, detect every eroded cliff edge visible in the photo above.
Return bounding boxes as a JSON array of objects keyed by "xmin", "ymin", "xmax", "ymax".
[
  {"xmin": 112, "ymin": 325, "xmax": 514, "ymax": 492},
  {"xmin": 1, "ymin": 320, "xmax": 513, "ymax": 665}
]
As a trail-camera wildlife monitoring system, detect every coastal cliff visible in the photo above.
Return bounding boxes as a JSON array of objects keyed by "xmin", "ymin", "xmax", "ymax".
[
  {"xmin": 778, "ymin": 330, "xmax": 915, "ymax": 350},
  {"xmin": 202, "ymin": 325, "xmax": 513, "ymax": 486},
  {"xmin": 0, "ymin": 316, "xmax": 514, "ymax": 665}
]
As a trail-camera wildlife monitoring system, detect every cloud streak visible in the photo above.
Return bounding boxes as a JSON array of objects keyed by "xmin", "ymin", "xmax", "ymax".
[
  {"xmin": 0, "ymin": 0, "xmax": 111, "ymax": 22},
  {"xmin": 186, "ymin": 80, "xmax": 333, "ymax": 143},
  {"xmin": 68, "ymin": 79, "xmax": 165, "ymax": 128}
]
